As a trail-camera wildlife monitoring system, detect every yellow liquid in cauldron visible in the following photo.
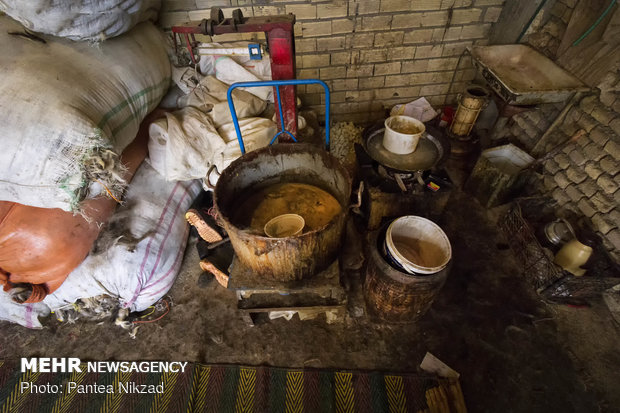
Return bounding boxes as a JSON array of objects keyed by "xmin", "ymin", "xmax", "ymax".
[{"xmin": 233, "ymin": 183, "xmax": 342, "ymax": 233}]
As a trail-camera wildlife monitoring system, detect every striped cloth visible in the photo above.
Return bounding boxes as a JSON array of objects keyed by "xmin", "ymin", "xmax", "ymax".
[{"xmin": 0, "ymin": 361, "xmax": 466, "ymax": 413}]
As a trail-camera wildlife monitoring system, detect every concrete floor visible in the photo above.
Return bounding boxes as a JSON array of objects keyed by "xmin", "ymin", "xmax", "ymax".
[{"xmin": 1, "ymin": 185, "xmax": 620, "ymax": 412}]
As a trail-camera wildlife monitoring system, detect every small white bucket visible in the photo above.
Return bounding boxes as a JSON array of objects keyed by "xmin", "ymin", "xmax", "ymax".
[
  {"xmin": 383, "ymin": 115, "xmax": 426, "ymax": 155},
  {"xmin": 385, "ymin": 216, "xmax": 451, "ymax": 275},
  {"xmin": 264, "ymin": 214, "xmax": 305, "ymax": 238}
]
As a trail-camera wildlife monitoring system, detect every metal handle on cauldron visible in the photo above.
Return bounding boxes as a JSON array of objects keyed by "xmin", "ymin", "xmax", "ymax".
[
  {"xmin": 204, "ymin": 164, "xmax": 220, "ymax": 190},
  {"xmin": 226, "ymin": 79, "xmax": 331, "ymax": 154}
]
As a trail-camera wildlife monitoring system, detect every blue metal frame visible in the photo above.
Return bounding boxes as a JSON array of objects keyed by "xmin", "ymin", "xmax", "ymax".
[{"xmin": 226, "ymin": 79, "xmax": 331, "ymax": 154}]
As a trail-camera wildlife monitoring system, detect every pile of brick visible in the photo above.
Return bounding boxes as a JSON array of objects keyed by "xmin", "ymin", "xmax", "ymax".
[{"xmin": 506, "ymin": 90, "xmax": 618, "ymax": 262}]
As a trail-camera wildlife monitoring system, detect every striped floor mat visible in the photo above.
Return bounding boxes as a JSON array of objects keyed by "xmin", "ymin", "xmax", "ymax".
[{"xmin": 0, "ymin": 361, "xmax": 466, "ymax": 412}]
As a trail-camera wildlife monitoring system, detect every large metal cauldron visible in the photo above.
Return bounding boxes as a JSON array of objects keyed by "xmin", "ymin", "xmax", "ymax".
[{"xmin": 214, "ymin": 144, "xmax": 352, "ymax": 281}]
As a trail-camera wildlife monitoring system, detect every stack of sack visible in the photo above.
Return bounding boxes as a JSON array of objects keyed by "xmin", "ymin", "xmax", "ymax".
[
  {"xmin": 0, "ymin": 2, "xmax": 203, "ymax": 329},
  {"xmin": 0, "ymin": 3, "xmax": 282, "ymax": 329}
]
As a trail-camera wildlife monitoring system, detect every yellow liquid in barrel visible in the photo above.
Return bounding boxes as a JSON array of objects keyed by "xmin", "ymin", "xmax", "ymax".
[{"xmin": 234, "ymin": 183, "xmax": 342, "ymax": 233}]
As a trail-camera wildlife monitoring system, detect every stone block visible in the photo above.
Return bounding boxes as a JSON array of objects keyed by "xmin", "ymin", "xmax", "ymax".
[
  {"xmin": 584, "ymin": 143, "xmax": 606, "ymax": 161},
  {"xmin": 401, "ymin": 59, "xmax": 429, "ymax": 73},
  {"xmin": 409, "ymin": 0, "xmax": 443, "ymax": 10},
  {"xmin": 565, "ymin": 184, "xmax": 585, "ymax": 202},
  {"xmin": 415, "ymin": 45, "xmax": 444, "ymax": 59},
  {"xmin": 543, "ymin": 175, "xmax": 556, "ymax": 190},
  {"xmin": 319, "ymin": 66, "xmax": 346, "ymax": 80},
  {"xmin": 317, "ymin": 36, "xmax": 346, "ymax": 51},
  {"xmin": 380, "ymin": 0, "xmax": 411, "ymax": 12},
  {"xmin": 297, "ymin": 38, "xmax": 317, "ymax": 53},
  {"xmin": 374, "ymin": 31, "xmax": 405, "ymax": 47},
  {"xmin": 317, "ymin": 2, "xmax": 348, "ymax": 18},
  {"xmin": 442, "ymin": 41, "xmax": 473, "ymax": 56},
  {"xmin": 590, "ymin": 192, "xmax": 615, "ymax": 213},
  {"xmin": 591, "ymin": 104, "xmax": 617, "ymax": 126},
  {"xmin": 578, "ymin": 178, "xmax": 598, "ymax": 197},
  {"xmin": 597, "ymin": 174, "xmax": 619, "ymax": 194},
  {"xmin": 610, "ymin": 118, "xmax": 620, "ymax": 136},
  {"xmin": 360, "ymin": 15, "xmax": 392, "ymax": 31},
  {"xmin": 605, "ymin": 229, "xmax": 620, "ymax": 252},
  {"xmin": 301, "ymin": 54, "xmax": 330, "ymax": 68},
  {"xmin": 331, "ymin": 51, "xmax": 352, "ymax": 65},
  {"xmin": 331, "ymin": 18, "xmax": 355, "ymax": 35},
  {"xmin": 604, "ymin": 140, "xmax": 620, "ymax": 160},
  {"xmin": 359, "ymin": 76, "xmax": 385, "ymax": 89},
  {"xmin": 592, "ymin": 213, "xmax": 617, "ymax": 235},
  {"xmin": 589, "ymin": 125, "xmax": 612, "ymax": 147},
  {"xmin": 331, "ymin": 78, "xmax": 358, "ymax": 91},
  {"xmin": 584, "ymin": 162, "xmax": 604, "ymax": 180},
  {"xmin": 403, "ymin": 29, "xmax": 434, "ymax": 44},
  {"xmin": 346, "ymin": 64, "xmax": 374, "ymax": 78},
  {"xmin": 359, "ymin": 49, "xmax": 388, "ymax": 63},
  {"xmin": 285, "ymin": 4, "xmax": 316, "ymax": 19},
  {"xmin": 553, "ymin": 171, "xmax": 571, "ymax": 189},
  {"xmin": 387, "ymin": 46, "xmax": 416, "ymax": 60},
  {"xmin": 427, "ymin": 57, "xmax": 459, "ymax": 71},
  {"xmin": 552, "ymin": 187, "xmax": 571, "ymax": 206},
  {"xmin": 302, "ymin": 21, "xmax": 332, "ymax": 37},
  {"xmin": 435, "ymin": 26, "xmax": 464, "ymax": 41},
  {"xmin": 298, "ymin": 68, "xmax": 319, "ymax": 79},
  {"xmin": 484, "ymin": 6, "xmax": 503, "ymax": 22},
  {"xmin": 451, "ymin": 8, "xmax": 483, "ymax": 24},
  {"xmin": 544, "ymin": 159, "xmax": 561, "ymax": 174},
  {"xmin": 577, "ymin": 198, "xmax": 597, "ymax": 218},
  {"xmin": 374, "ymin": 62, "xmax": 401, "ymax": 76},
  {"xmin": 568, "ymin": 149, "xmax": 587, "ymax": 166},
  {"xmin": 420, "ymin": 83, "xmax": 450, "ymax": 96},
  {"xmin": 600, "ymin": 156, "xmax": 620, "ymax": 176},
  {"xmin": 554, "ymin": 153, "xmax": 570, "ymax": 169},
  {"xmin": 460, "ymin": 23, "xmax": 491, "ymax": 39},
  {"xmin": 385, "ymin": 74, "xmax": 412, "ymax": 87},
  {"xmin": 345, "ymin": 33, "xmax": 374, "ymax": 49},
  {"xmin": 350, "ymin": 0, "xmax": 380, "ymax": 15}
]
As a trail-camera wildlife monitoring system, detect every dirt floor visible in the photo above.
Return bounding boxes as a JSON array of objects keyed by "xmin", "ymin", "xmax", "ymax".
[{"xmin": 1, "ymin": 177, "xmax": 620, "ymax": 412}]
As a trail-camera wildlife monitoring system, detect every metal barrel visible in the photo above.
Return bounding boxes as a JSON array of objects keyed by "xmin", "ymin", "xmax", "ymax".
[{"xmin": 364, "ymin": 225, "xmax": 449, "ymax": 323}]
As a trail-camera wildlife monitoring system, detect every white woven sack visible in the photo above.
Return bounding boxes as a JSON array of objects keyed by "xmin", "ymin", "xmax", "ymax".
[
  {"xmin": 0, "ymin": 162, "xmax": 201, "ymax": 328},
  {"xmin": 0, "ymin": 16, "xmax": 171, "ymax": 211},
  {"xmin": 0, "ymin": 0, "xmax": 160, "ymax": 41},
  {"xmin": 148, "ymin": 108, "xmax": 276, "ymax": 182}
]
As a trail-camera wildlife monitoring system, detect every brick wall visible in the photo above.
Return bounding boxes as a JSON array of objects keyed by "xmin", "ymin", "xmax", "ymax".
[
  {"xmin": 158, "ymin": 0, "xmax": 506, "ymax": 123},
  {"xmin": 492, "ymin": 0, "xmax": 620, "ymax": 261}
]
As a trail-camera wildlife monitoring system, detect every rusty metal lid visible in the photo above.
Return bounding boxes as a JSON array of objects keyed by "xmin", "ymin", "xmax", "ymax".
[{"xmin": 365, "ymin": 126, "xmax": 441, "ymax": 172}]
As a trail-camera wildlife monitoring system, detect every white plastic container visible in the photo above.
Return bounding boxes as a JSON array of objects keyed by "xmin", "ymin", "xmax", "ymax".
[
  {"xmin": 385, "ymin": 216, "xmax": 452, "ymax": 275},
  {"xmin": 383, "ymin": 115, "xmax": 426, "ymax": 154},
  {"xmin": 264, "ymin": 214, "xmax": 305, "ymax": 238}
]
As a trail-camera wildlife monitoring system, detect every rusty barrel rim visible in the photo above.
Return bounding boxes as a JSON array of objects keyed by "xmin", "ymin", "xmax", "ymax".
[{"xmin": 213, "ymin": 143, "xmax": 352, "ymax": 240}]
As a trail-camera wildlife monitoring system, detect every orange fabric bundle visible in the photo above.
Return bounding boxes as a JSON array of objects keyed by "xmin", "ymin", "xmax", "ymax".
[{"xmin": 0, "ymin": 111, "xmax": 159, "ymax": 303}]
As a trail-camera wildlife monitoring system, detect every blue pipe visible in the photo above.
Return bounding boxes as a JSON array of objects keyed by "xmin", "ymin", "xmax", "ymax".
[{"xmin": 226, "ymin": 79, "xmax": 331, "ymax": 154}]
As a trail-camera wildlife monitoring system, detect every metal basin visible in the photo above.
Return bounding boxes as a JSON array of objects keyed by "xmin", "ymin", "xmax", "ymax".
[
  {"xmin": 470, "ymin": 44, "xmax": 590, "ymax": 105},
  {"xmin": 214, "ymin": 143, "xmax": 351, "ymax": 282}
]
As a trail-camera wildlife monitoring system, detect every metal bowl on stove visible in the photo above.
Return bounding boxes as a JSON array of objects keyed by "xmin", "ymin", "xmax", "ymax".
[{"xmin": 363, "ymin": 122, "xmax": 450, "ymax": 173}]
